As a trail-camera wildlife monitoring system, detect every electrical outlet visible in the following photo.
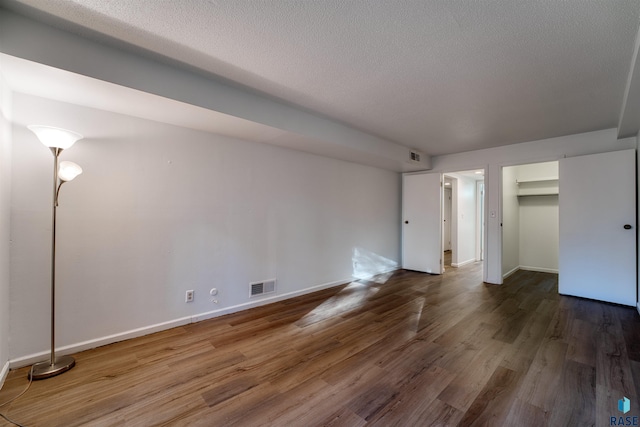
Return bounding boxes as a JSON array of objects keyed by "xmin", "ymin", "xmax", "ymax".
[{"xmin": 185, "ymin": 290, "xmax": 194, "ymax": 303}]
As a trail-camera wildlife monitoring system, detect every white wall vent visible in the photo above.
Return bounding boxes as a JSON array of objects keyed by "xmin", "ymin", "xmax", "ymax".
[
  {"xmin": 250, "ymin": 279, "xmax": 276, "ymax": 297},
  {"xmin": 410, "ymin": 151, "xmax": 422, "ymax": 163}
]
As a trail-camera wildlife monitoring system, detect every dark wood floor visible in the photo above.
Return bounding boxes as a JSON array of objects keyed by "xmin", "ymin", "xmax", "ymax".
[
  {"xmin": 444, "ymin": 250, "xmax": 452, "ymax": 268},
  {"xmin": 1, "ymin": 263, "xmax": 639, "ymax": 426}
]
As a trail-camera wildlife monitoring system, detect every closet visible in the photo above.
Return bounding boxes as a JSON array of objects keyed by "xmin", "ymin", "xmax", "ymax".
[{"xmin": 502, "ymin": 161, "xmax": 559, "ymax": 278}]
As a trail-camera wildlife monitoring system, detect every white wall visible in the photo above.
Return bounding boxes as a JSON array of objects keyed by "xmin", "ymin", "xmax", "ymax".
[
  {"xmin": 501, "ymin": 166, "xmax": 520, "ymax": 277},
  {"xmin": 517, "ymin": 162, "xmax": 558, "ymax": 273},
  {"xmin": 9, "ymin": 93, "xmax": 401, "ymax": 364},
  {"xmin": 515, "ymin": 162, "xmax": 558, "ymax": 182},
  {"xmin": 0, "ymin": 62, "xmax": 12, "ymax": 382},
  {"xmin": 518, "ymin": 197, "xmax": 558, "ymax": 272},
  {"xmin": 431, "ymin": 128, "xmax": 636, "ymax": 284}
]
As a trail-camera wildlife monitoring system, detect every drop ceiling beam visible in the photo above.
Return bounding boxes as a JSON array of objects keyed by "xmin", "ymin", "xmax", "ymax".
[
  {"xmin": 0, "ymin": 8, "xmax": 430, "ymax": 172},
  {"xmin": 618, "ymin": 21, "xmax": 640, "ymax": 139}
]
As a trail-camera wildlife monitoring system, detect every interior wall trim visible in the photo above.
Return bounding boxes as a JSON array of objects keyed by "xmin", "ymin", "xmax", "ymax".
[
  {"xmin": 191, "ymin": 277, "xmax": 353, "ymax": 323},
  {"xmin": 519, "ymin": 266, "xmax": 559, "ymax": 274},
  {"xmin": 502, "ymin": 265, "xmax": 560, "ymax": 280},
  {"xmin": 451, "ymin": 259, "xmax": 476, "ymax": 268},
  {"xmin": 502, "ymin": 266, "xmax": 520, "ymax": 280}
]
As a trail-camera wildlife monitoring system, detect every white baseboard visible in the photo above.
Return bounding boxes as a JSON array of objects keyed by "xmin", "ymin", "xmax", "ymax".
[
  {"xmin": 502, "ymin": 266, "xmax": 520, "ymax": 279},
  {"xmin": 0, "ymin": 360, "xmax": 9, "ymax": 389},
  {"xmin": 451, "ymin": 259, "xmax": 475, "ymax": 268},
  {"xmin": 519, "ymin": 266, "xmax": 559, "ymax": 274},
  {"xmin": 9, "ymin": 276, "xmax": 353, "ymax": 369},
  {"xmin": 502, "ymin": 265, "xmax": 558, "ymax": 281},
  {"xmin": 9, "ymin": 316, "xmax": 194, "ymax": 369},
  {"xmin": 191, "ymin": 277, "xmax": 352, "ymax": 323}
]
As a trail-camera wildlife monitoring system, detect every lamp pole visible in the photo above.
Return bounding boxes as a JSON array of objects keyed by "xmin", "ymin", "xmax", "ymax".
[
  {"xmin": 49, "ymin": 147, "xmax": 60, "ymax": 368},
  {"xmin": 30, "ymin": 148, "xmax": 77, "ymax": 380}
]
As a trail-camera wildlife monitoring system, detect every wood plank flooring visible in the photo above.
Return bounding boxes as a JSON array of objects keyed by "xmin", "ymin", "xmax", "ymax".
[{"xmin": 1, "ymin": 263, "xmax": 639, "ymax": 426}]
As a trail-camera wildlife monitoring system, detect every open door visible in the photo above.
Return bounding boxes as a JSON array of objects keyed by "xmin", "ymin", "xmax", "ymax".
[
  {"xmin": 402, "ymin": 173, "xmax": 443, "ymax": 274},
  {"xmin": 559, "ymin": 149, "xmax": 636, "ymax": 306}
]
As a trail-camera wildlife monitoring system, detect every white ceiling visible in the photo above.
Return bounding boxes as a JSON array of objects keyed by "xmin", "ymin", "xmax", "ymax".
[{"xmin": 2, "ymin": 0, "xmax": 640, "ymax": 157}]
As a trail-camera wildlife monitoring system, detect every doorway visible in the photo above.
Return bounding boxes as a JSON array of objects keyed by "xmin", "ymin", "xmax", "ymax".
[
  {"xmin": 501, "ymin": 161, "xmax": 559, "ymax": 279},
  {"xmin": 443, "ymin": 179, "xmax": 452, "ymax": 267},
  {"xmin": 442, "ymin": 170, "xmax": 485, "ymax": 272},
  {"xmin": 402, "ymin": 169, "xmax": 485, "ymax": 276}
]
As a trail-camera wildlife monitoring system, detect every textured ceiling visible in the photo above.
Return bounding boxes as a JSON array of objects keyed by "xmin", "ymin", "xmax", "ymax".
[{"xmin": 3, "ymin": 0, "xmax": 640, "ymax": 156}]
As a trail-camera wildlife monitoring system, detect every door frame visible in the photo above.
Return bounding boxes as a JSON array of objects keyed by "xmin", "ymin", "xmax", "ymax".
[
  {"xmin": 476, "ymin": 180, "xmax": 484, "ymax": 262},
  {"xmin": 444, "ymin": 171, "xmax": 485, "ymax": 270},
  {"xmin": 443, "ymin": 185, "xmax": 452, "ymax": 253}
]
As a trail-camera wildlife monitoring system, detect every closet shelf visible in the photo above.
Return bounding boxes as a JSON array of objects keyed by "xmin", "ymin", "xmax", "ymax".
[
  {"xmin": 515, "ymin": 177, "xmax": 558, "ymax": 184},
  {"xmin": 516, "ymin": 177, "xmax": 559, "ymax": 196},
  {"xmin": 517, "ymin": 192, "xmax": 558, "ymax": 197}
]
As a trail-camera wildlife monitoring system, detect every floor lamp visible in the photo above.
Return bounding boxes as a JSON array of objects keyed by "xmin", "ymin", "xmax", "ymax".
[{"xmin": 28, "ymin": 125, "xmax": 83, "ymax": 380}]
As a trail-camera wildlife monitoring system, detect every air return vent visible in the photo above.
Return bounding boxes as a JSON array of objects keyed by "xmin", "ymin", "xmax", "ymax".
[
  {"xmin": 410, "ymin": 151, "xmax": 422, "ymax": 163},
  {"xmin": 250, "ymin": 279, "xmax": 276, "ymax": 297}
]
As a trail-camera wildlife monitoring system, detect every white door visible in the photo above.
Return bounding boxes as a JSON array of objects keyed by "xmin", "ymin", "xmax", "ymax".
[
  {"xmin": 402, "ymin": 173, "xmax": 443, "ymax": 274},
  {"xmin": 559, "ymin": 149, "xmax": 636, "ymax": 306}
]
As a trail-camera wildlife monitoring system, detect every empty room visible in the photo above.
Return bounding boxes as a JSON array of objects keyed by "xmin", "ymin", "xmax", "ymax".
[{"xmin": 1, "ymin": 1, "xmax": 640, "ymax": 426}]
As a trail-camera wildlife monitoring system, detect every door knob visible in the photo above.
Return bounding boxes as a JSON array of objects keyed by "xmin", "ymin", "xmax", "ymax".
[
  {"xmin": 404, "ymin": 221, "xmax": 409, "ymax": 224},
  {"xmin": 624, "ymin": 224, "xmax": 633, "ymax": 230}
]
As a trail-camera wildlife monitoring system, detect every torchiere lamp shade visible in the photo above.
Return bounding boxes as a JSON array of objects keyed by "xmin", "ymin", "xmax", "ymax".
[
  {"xmin": 58, "ymin": 161, "xmax": 83, "ymax": 182},
  {"xmin": 27, "ymin": 125, "xmax": 83, "ymax": 150}
]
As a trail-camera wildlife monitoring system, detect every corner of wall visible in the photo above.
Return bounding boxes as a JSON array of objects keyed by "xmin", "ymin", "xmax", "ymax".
[{"xmin": 0, "ymin": 65, "xmax": 13, "ymax": 389}]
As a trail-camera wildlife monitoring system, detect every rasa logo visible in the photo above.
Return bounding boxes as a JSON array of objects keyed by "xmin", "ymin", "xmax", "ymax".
[{"xmin": 611, "ymin": 397, "xmax": 638, "ymax": 426}]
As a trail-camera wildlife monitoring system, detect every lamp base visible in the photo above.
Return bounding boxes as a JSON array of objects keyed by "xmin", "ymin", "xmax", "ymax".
[{"xmin": 29, "ymin": 355, "xmax": 75, "ymax": 380}]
